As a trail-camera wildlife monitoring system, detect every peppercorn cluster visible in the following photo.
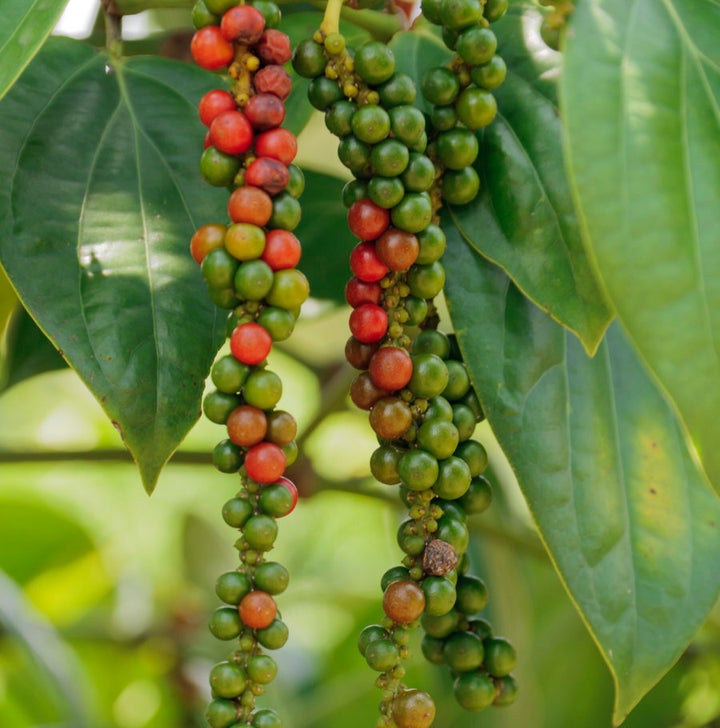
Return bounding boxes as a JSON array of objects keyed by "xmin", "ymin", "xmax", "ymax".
[
  {"xmin": 290, "ymin": 0, "xmax": 518, "ymax": 722},
  {"xmin": 189, "ymin": 2, "xmax": 308, "ymax": 726}
]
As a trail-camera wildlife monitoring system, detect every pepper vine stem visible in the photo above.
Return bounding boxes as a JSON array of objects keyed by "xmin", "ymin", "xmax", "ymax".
[
  {"xmin": 103, "ymin": 6, "xmax": 123, "ymax": 59},
  {"xmin": 320, "ymin": 0, "xmax": 346, "ymax": 37}
]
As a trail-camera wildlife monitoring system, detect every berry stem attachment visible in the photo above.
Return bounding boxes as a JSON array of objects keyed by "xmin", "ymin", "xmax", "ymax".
[
  {"xmin": 103, "ymin": 6, "xmax": 123, "ymax": 59},
  {"xmin": 320, "ymin": 0, "xmax": 346, "ymax": 37}
]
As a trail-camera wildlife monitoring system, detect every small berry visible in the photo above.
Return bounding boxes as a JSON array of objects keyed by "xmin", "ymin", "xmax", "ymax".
[
  {"xmin": 239, "ymin": 590, "xmax": 278, "ymax": 629},
  {"xmin": 230, "ymin": 322, "xmax": 272, "ymax": 365},
  {"xmin": 220, "ymin": 4, "xmax": 266, "ymax": 43},
  {"xmin": 191, "ymin": 26, "xmax": 234, "ymax": 70}
]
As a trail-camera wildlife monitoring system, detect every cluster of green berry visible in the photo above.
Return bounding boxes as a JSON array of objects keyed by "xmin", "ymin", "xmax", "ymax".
[
  {"xmin": 367, "ymin": 330, "xmax": 518, "ymax": 720},
  {"xmin": 419, "ymin": 0, "xmax": 508, "ymax": 205},
  {"xmin": 289, "ymin": 1, "xmax": 517, "ymax": 722},
  {"xmin": 189, "ymin": 2, "xmax": 308, "ymax": 726}
]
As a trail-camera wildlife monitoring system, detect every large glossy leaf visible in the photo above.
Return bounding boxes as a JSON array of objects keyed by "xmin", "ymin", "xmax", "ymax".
[
  {"xmin": 0, "ymin": 0, "xmax": 69, "ymax": 101},
  {"xmin": 0, "ymin": 38, "xmax": 227, "ymax": 491},
  {"xmin": 443, "ymin": 227, "xmax": 720, "ymax": 724},
  {"xmin": 561, "ymin": 0, "xmax": 720, "ymax": 493},
  {"xmin": 393, "ymin": 10, "xmax": 612, "ymax": 352}
]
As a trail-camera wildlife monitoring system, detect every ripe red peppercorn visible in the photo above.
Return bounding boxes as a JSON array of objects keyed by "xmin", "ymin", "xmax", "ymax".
[
  {"xmin": 261, "ymin": 229, "xmax": 302, "ymax": 270},
  {"xmin": 349, "ymin": 241, "xmax": 389, "ymax": 283},
  {"xmin": 375, "ymin": 227, "xmax": 420, "ymax": 271},
  {"xmin": 220, "ymin": 4, "xmax": 266, "ymax": 44},
  {"xmin": 239, "ymin": 590, "xmax": 277, "ymax": 629},
  {"xmin": 198, "ymin": 89, "xmax": 236, "ymax": 127},
  {"xmin": 345, "ymin": 277, "xmax": 382, "ymax": 308},
  {"xmin": 245, "ymin": 93, "xmax": 286, "ymax": 131},
  {"xmin": 348, "ymin": 198, "xmax": 390, "ymax": 240},
  {"xmin": 369, "ymin": 346, "xmax": 413, "ymax": 391},
  {"xmin": 245, "ymin": 157, "xmax": 289, "ymax": 196},
  {"xmin": 230, "ymin": 322, "xmax": 272, "ymax": 365},
  {"xmin": 256, "ymin": 29, "xmax": 292, "ymax": 64},
  {"xmin": 349, "ymin": 303, "xmax": 388, "ymax": 343},
  {"xmin": 254, "ymin": 128, "xmax": 298, "ymax": 166},
  {"xmin": 254, "ymin": 65, "xmax": 292, "ymax": 101},
  {"xmin": 245, "ymin": 442, "xmax": 287, "ymax": 483},
  {"xmin": 209, "ymin": 110, "xmax": 254, "ymax": 155},
  {"xmin": 227, "ymin": 185, "xmax": 273, "ymax": 226},
  {"xmin": 191, "ymin": 26, "xmax": 235, "ymax": 71}
]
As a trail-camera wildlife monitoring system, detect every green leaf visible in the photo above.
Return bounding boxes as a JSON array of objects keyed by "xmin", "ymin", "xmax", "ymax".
[
  {"xmin": 295, "ymin": 171, "xmax": 354, "ymax": 303},
  {"xmin": 561, "ymin": 0, "xmax": 720, "ymax": 493},
  {"xmin": 1, "ymin": 305, "xmax": 67, "ymax": 392},
  {"xmin": 0, "ymin": 0, "xmax": 69, "ymax": 101},
  {"xmin": 443, "ymin": 229, "xmax": 720, "ymax": 724},
  {"xmin": 451, "ymin": 4, "xmax": 611, "ymax": 353},
  {"xmin": 0, "ymin": 38, "xmax": 227, "ymax": 492}
]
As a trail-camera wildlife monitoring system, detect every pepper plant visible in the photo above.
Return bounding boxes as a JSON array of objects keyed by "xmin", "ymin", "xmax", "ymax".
[{"xmin": 0, "ymin": 0, "xmax": 718, "ymax": 727}]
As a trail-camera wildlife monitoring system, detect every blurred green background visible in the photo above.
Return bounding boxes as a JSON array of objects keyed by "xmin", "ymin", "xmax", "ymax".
[{"xmin": 0, "ymin": 3, "xmax": 718, "ymax": 727}]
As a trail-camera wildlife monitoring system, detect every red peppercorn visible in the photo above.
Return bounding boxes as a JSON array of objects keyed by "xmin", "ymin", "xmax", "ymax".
[
  {"xmin": 256, "ymin": 29, "xmax": 292, "ymax": 65},
  {"xmin": 254, "ymin": 65, "xmax": 292, "ymax": 101},
  {"xmin": 245, "ymin": 157, "xmax": 289, "ymax": 196},
  {"xmin": 227, "ymin": 185, "xmax": 273, "ymax": 226},
  {"xmin": 254, "ymin": 128, "xmax": 298, "ymax": 166},
  {"xmin": 348, "ymin": 198, "xmax": 390, "ymax": 240},
  {"xmin": 349, "ymin": 303, "xmax": 388, "ymax": 343},
  {"xmin": 220, "ymin": 4, "xmax": 266, "ymax": 44},
  {"xmin": 261, "ymin": 229, "xmax": 302, "ymax": 270},
  {"xmin": 369, "ymin": 346, "xmax": 413, "ymax": 390},
  {"xmin": 209, "ymin": 110, "xmax": 254, "ymax": 155},
  {"xmin": 349, "ymin": 241, "xmax": 389, "ymax": 283},
  {"xmin": 375, "ymin": 227, "xmax": 420, "ymax": 271},
  {"xmin": 230, "ymin": 322, "xmax": 272, "ymax": 365},
  {"xmin": 198, "ymin": 89, "xmax": 236, "ymax": 127},
  {"xmin": 239, "ymin": 590, "xmax": 277, "ymax": 629},
  {"xmin": 245, "ymin": 442, "xmax": 287, "ymax": 483},
  {"xmin": 345, "ymin": 277, "xmax": 382, "ymax": 307},
  {"xmin": 190, "ymin": 26, "xmax": 235, "ymax": 71},
  {"xmin": 245, "ymin": 93, "xmax": 286, "ymax": 131}
]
